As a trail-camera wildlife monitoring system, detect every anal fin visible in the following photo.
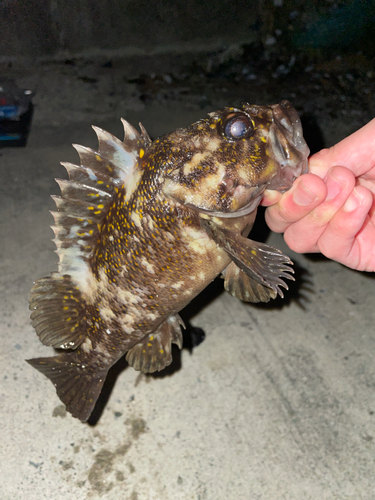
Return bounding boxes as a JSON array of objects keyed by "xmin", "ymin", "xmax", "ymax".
[{"xmin": 126, "ymin": 315, "xmax": 185, "ymax": 373}]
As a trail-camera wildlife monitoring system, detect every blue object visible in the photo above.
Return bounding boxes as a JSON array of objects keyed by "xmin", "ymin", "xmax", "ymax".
[
  {"xmin": 0, "ymin": 80, "xmax": 33, "ymax": 146},
  {"xmin": 0, "ymin": 133, "xmax": 22, "ymax": 140},
  {"xmin": 0, "ymin": 105, "xmax": 19, "ymax": 119}
]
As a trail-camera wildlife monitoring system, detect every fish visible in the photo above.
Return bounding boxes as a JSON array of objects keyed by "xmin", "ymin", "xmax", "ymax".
[{"xmin": 27, "ymin": 99, "xmax": 309, "ymax": 422}]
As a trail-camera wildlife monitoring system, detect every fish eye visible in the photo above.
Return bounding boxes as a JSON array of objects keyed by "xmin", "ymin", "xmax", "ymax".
[{"xmin": 221, "ymin": 113, "xmax": 254, "ymax": 141}]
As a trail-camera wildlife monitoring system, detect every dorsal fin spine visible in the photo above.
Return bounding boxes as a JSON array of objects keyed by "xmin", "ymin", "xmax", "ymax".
[
  {"xmin": 120, "ymin": 118, "xmax": 140, "ymax": 141},
  {"xmin": 55, "ymin": 178, "xmax": 112, "ymax": 199},
  {"xmin": 139, "ymin": 122, "xmax": 152, "ymax": 143}
]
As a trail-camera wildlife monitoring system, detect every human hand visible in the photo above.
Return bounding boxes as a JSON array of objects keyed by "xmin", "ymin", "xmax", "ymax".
[{"xmin": 262, "ymin": 118, "xmax": 375, "ymax": 271}]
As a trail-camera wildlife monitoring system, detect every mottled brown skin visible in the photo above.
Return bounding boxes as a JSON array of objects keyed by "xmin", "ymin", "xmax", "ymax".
[{"xmin": 27, "ymin": 101, "xmax": 309, "ymax": 421}]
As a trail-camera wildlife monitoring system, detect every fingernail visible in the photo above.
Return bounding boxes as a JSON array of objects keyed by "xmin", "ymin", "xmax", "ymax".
[
  {"xmin": 262, "ymin": 189, "xmax": 279, "ymax": 205},
  {"xmin": 343, "ymin": 187, "xmax": 364, "ymax": 212},
  {"xmin": 325, "ymin": 170, "xmax": 346, "ymax": 201},
  {"xmin": 293, "ymin": 179, "xmax": 318, "ymax": 206}
]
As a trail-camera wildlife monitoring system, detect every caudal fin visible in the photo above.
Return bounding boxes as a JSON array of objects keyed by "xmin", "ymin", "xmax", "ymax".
[{"xmin": 27, "ymin": 353, "xmax": 108, "ymax": 422}]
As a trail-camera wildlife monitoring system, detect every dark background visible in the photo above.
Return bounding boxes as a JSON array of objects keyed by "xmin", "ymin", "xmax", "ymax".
[
  {"xmin": 1, "ymin": 0, "xmax": 374, "ymax": 58},
  {"xmin": 1, "ymin": 0, "xmax": 374, "ymax": 152}
]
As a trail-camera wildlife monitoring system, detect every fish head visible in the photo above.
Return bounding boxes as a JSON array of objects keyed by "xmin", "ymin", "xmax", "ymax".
[{"xmin": 162, "ymin": 99, "xmax": 309, "ymax": 218}]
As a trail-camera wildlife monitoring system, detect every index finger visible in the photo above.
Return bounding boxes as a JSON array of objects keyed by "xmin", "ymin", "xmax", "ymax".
[{"xmin": 309, "ymin": 118, "xmax": 375, "ymax": 179}]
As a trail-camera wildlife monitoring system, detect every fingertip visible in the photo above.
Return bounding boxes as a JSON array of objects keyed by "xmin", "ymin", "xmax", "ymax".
[
  {"xmin": 293, "ymin": 174, "xmax": 326, "ymax": 207},
  {"xmin": 342, "ymin": 185, "xmax": 372, "ymax": 214},
  {"xmin": 261, "ymin": 189, "xmax": 281, "ymax": 207},
  {"xmin": 308, "ymin": 148, "xmax": 332, "ymax": 178},
  {"xmin": 317, "ymin": 186, "xmax": 373, "ymax": 261}
]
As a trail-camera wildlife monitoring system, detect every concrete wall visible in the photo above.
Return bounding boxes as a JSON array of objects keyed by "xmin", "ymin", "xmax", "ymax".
[{"xmin": 0, "ymin": 0, "xmax": 259, "ymax": 59}]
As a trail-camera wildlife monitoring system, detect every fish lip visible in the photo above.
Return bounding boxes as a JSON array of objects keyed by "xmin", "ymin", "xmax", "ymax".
[
  {"xmin": 267, "ymin": 100, "xmax": 310, "ymax": 192},
  {"xmin": 271, "ymin": 100, "xmax": 308, "ymax": 152},
  {"xmin": 184, "ymin": 193, "xmax": 264, "ymax": 219}
]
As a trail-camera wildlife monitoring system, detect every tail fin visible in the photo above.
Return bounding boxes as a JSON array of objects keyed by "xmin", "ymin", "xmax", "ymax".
[{"xmin": 27, "ymin": 353, "xmax": 108, "ymax": 422}]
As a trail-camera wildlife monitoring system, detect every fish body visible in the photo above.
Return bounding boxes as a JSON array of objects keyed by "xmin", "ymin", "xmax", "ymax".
[{"xmin": 28, "ymin": 100, "xmax": 309, "ymax": 421}]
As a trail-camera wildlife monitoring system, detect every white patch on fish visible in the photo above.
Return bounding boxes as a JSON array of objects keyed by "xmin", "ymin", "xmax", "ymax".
[
  {"xmin": 145, "ymin": 214, "xmax": 155, "ymax": 231},
  {"xmin": 140, "ymin": 258, "xmax": 155, "ymax": 274},
  {"xmin": 117, "ymin": 288, "xmax": 142, "ymax": 305},
  {"xmin": 183, "ymin": 151, "xmax": 210, "ymax": 176},
  {"xmin": 56, "ymin": 246, "xmax": 98, "ymax": 303},
  {"xmin": 125, "ymin": 169, "xmax": 143, "ymax": 202},
  {"xmin": 199, "ymin": 163, "xmax": 226, "ymax": 193},
  {"xmin": 122, "ymin": 323, "xmax": 135, "ymax": 335},
  {"xmin": 82, "ymin": 338, "xmax": 93, "ymax": 353},
  {"xmin": 97, "ymin": 267, "xmax": 110, "ymax": 294},
  {"xmin": 171, "ymin": 281, "xmax": 184, "ymax": 289},
  {"xmin": 181, "ymin": 225, "xmax": 217, "ymax": 255},
  {"xmin": 95, "ymin": 344, "xmax": 111, "ymax": 357},
  {"xmin": 99, "ymin": 305, "xmax": 116, "ymax": 322},
  {"xmin": 131, "ymin": 211, "xmax": 142, "ymax": 228},
  {"xmin": 147, "ymin": 312, "xmax": 158, "ymax": 321}
]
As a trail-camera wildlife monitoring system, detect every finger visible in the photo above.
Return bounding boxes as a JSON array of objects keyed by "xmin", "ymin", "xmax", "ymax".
[
  {"xmin": 261, "ymin": 189, "xmax": 282, "ymax": 207},
  {"xmin": 283, "ymin": 166, "xmax": 356, "ymax": 253},
  {"xmin": 309, "ymin": 118, "xmax": 375, "ymax": 178},
  {"xmin": 264, "ymin": 173, "xmax": 326, "ymax": 233},
  {"xmin": 316, "ymin": 186, "xmax": 373, "ymax": 268}
]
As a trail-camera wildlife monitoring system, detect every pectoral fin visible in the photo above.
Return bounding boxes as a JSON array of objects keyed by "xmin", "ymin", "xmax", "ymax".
[
  {"xmin": 222, "ymin": 262, "xmax": 277, "ymax": 303},
  {"xmin": 126, "ymin": 315, "xmax": 185, "ymax": 373},
  {"xmin": 201, "ymin": 218, "xmax": 294, "ymax": 298}
]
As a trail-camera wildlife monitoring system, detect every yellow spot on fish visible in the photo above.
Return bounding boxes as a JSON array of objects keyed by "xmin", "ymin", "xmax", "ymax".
[{"xmin": 140, "ymin": 148, "xmax": 144, "ymax": 158}]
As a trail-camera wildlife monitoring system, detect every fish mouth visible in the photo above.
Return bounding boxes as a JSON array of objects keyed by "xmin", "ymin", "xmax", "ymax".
[
  {"xmin": 185, "ymin": 192, "xmax": 264, "ymax": 219},
  {"xmin": 266, "ymin": 99, "xmax": 310, "ymax": 192}
]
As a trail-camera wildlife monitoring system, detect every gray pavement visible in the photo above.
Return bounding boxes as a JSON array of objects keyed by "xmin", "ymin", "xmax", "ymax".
[{"xmin": 1, "ymin": 75, "xmax": 375, "ymax": 500}]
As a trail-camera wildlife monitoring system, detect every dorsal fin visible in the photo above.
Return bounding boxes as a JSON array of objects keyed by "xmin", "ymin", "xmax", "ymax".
[{"xmin": 51, "ymin": 119, "xmax": 151, "ymax": 292}]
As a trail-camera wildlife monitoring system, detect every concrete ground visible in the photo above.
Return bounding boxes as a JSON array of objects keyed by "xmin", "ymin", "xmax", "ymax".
[{"xmin": 1, "ymin": 59, "xmax": 375, "ymax": 500}]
